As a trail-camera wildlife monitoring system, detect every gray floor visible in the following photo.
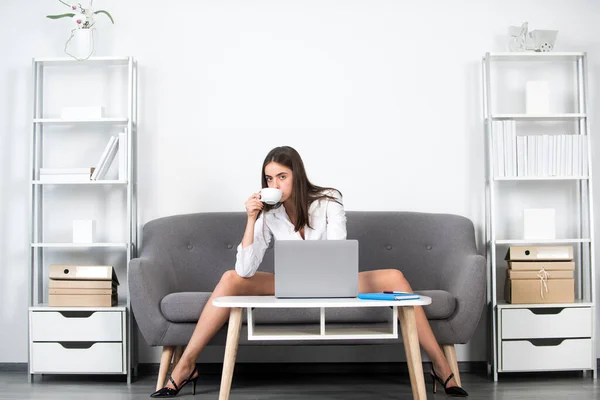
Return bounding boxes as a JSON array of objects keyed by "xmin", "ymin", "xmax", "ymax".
[{"xmin": 1, "ymin": 368, "xmax": 599, "ymax": 400}]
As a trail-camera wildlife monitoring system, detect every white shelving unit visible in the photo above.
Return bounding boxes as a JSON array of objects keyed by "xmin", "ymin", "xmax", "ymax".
[
  {"xmin": 27, "ymin": 57, "xmax": 138, "ymax": 383},
  {"xmin": 482, "ymin": 52, "xmax": 596, "ymax": 381}
]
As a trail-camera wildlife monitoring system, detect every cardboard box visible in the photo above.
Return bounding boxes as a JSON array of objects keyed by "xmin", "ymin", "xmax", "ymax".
[
  {"xmin": 49, "ymin": 265, "xmax": 119, "ymax": 284},
  {"xmin": 48, "ymin": 293, "xmax": 117, "ymax": 307},
  {"xmin": 505, "ymin": 277, "xmax": 574, "ymax": 304},
  {"xmin": 49, "ymin": 288, "xmax": 115, "ymax": 295},
  {"xmin": 49, "ymin": 279, "xmax": 116, "ymax": 289},
  {"xmin": 508, "ymin": 269, "xmax": 573, "ymax": 279},
  {"xmin": 507, "ymin": 260, "xmax": 575, "ymax": 271},
  {"xmin": 505, "ymin": 246, "xmax": 573, "ymax": 261}
]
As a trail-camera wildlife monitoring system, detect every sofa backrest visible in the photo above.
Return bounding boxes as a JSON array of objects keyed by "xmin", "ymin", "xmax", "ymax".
[{"xmin": 139, "ymin": 211, "xmax": 478, "ymax": 292}]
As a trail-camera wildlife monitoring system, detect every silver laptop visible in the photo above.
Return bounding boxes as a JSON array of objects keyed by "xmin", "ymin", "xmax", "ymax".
[{"xmin": 274, "ymin": 240, "xmax": 359, "ymax": 298}]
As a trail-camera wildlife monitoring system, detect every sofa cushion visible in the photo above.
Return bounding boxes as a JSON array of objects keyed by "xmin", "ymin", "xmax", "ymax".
[{"xmin": 160, "ymin": 290, "xmax": 455, "ymax": 323}]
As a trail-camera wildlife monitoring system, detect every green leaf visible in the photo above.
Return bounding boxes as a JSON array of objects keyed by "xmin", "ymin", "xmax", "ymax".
[
  {"xmin": 46, "ymin": 13, "xmax": 76, "ymax": 19},
  {"xmin": 94, "ymin": 10, "xmax": 115, "ymax": 24}
]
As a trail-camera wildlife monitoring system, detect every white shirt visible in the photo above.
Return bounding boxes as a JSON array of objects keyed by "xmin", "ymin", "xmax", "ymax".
[{"xmin": 235, "ymin": 190, "xmax": 347, "ymax": 277}]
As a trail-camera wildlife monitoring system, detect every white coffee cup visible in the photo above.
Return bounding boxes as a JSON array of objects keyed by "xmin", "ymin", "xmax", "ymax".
[{"xmin": 260, "ymin": 188, "xmax": 282, "ymax": 205}]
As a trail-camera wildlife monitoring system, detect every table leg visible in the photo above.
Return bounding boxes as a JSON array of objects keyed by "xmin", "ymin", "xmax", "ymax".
[
  {"xmin": 218, "ymin": 307, "xmax": 243, "ymax": 400},
  {"xmin": 398, "ymin": 306, "xmax": 427, "ymax": 400}
]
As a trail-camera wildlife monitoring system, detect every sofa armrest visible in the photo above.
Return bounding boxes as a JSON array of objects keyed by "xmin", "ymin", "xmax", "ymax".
[
  {"xmin": 128, "ymin": 257, "xmax": 175, "ymax": 346},
  {"xmin": 438, "ymin": 253, "xmax": 487, "ymax": 344}
]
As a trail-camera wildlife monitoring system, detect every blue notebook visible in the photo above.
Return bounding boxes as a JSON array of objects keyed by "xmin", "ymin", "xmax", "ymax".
[{"xmin": 358, "ymin": 292, "xmax": 420, "ymax": 301}]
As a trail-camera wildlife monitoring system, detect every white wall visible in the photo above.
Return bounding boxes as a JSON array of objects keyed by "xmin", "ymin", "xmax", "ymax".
[{"xmin": 1, "ymin": 0, "xmax": 600, "ymax": 364}]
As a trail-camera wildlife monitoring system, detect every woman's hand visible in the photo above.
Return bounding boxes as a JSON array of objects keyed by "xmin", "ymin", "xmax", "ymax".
[{"xmin": 245, "ymin": 192, "xmax": 264, "ymax": 220}]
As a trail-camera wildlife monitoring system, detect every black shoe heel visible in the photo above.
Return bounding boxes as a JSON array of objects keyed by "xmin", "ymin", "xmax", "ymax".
[
  {"xmin": 430, "ymin": 372, "xmax": 437, "ymax": 393},
  {"xmin": 430, "ymin": 369, "xmax": 468, "ymax": 397},
  {"xmin": 150, "ymin": 364, "xmax": 199, "ymax": 398}
]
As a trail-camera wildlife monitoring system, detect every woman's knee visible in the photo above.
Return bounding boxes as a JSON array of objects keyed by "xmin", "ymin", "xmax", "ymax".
[
  {"xmin": 218, "ymin": 270, "xmax": 245, "ymax": 292},
  {"xmin": 387, "ymin": 269, "xmax": 411, "ymax": 290}
]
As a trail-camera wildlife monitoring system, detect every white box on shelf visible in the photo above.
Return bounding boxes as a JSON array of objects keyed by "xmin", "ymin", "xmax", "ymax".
[
  {"xmin": 525, "ymin": 81, "xmax": 549, "ymax": 114},
  {"xmin": 72, "ymin": 220, "xmax": 96, "ymax": 243},
  {"xmin": 61, "ymin": 106, "xmax": 104, "ymax": 119},
  {"xmin": 523, "ymin": 208, "xmax": 556, "ymax": 240}
]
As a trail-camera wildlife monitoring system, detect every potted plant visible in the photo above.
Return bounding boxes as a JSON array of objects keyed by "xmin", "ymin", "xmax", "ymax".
[{"xmin": 47, "ymin": 0, "xmax": 115, "ymax": 60}]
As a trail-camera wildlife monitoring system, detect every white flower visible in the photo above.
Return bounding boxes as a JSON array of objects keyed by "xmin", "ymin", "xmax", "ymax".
[{"xmin": 72, "ymin": 13, "xmax": 87, "ymax": 28}]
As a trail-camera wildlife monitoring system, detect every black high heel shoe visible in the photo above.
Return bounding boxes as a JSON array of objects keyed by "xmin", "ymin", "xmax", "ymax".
[
  {"xmin": 150, "ymin": 364, "xmax": 199, "ymax": 398},
  {"xmin": 430, "ymin": 369, "xmax": 468, "ymax": 397}
]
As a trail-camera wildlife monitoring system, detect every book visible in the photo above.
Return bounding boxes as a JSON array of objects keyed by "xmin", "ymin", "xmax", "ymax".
[
  {"xmin": 118, "ymin": 129, "xmax": 128, "ymax": 181},
  {"xmin": 91, "ymin": 136, "xmax": 116, "ymax": 180},
  {"xmin": 40, "ymin": 167, "xmax": 94, "ymax": 175},
  {"xmin": 94, "ymin": 136, "xmax": 119, "ymax": 180},
  {"xmin": 358, "ymin": 292, "xmax": 420, "ymax": 301},
  {"xmin": 39, "ymin": 174, "xmax": 92, "ymax": 183}
]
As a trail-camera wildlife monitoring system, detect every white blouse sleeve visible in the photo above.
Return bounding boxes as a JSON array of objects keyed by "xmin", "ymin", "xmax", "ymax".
[
  {"xmin": 326, "ymin": 191, "xmax": 347, "ymax": 240},
  {"xmin": 235, "ymin": 214, "xmax": 273, "ymax": 278}
]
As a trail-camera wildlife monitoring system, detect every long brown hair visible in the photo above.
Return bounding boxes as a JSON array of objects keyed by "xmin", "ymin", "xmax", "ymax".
[{"xmin": 259, "ymin": 146, "xmax": 341, "ymax": 231}]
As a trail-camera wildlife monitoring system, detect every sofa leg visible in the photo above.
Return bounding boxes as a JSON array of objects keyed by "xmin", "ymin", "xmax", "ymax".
[
  {"xmin": 156, "ymin": 346, "xmax": 175, "ymax": 391},
  {"xmin": 442, "ymin": 344, "xmax": 461, "ymax": 386}
]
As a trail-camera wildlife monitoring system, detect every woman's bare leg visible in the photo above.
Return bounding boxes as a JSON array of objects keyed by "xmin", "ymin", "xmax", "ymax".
[
  {"xmin": 162, "ymin": 270, "xmax": 275, "ymax": 389},
  {"xmin": 358, "ymin": 269, "xmax": 460, "ymax": 388}
]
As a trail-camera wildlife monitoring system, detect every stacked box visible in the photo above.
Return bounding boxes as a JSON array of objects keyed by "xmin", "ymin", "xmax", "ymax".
[
  {"xmin": 504, "ymin": 246, "xmax": 574, "ymax": 304},
  {"xmin": 48, "ymin": 265, "xmax": 119, "ymax": 307}
]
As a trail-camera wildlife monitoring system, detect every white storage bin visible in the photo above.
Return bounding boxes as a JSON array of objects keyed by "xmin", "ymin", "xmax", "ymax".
[
  {"xmin": 31, "ymin": 311, "xmax": 122, "ymax": 342},
  {"xmin": 501, "ymin": 307, "xmax": 592, "ymax": 339},
  {"xmin": 502, "ymin": 338, "xmax": 593, "ymax": 371},
  {"xmin": 31, "ymin": 342, "xmax": 123, "ymax": 373}
]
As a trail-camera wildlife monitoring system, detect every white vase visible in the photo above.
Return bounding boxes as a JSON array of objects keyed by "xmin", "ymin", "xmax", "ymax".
[{"xmin": 65, "ymin": 28, "xmax": 96, "ymax": 60}]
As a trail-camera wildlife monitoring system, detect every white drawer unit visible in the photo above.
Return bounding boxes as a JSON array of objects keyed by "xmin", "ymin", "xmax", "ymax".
[
  {"xmin": 31, "ymin": 342, "xmax": 123, "ymax": 373},
  {"xmin": 498, "ymin": 305, "xmax": 595, "ymax": 374},
  {"xmin": 501, "ymin": 307, "xmax": 593, "ymax": 339},
  {"xmin": 28, "ymin": 307, "xmax": 127, "ymax": 375},
  {"xmin": 502, "ymin": 338, "xmax": 593, "ymax": 371},
  {"xmin": 31, "ymin": 311, "xmax": 122, "ymax": 342}
]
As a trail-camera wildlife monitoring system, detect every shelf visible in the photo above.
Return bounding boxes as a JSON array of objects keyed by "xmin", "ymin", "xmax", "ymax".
[
  {"xmin": 32, "ymin": 180, "xmax": 128, "ymax": 185},
  {"xmin": 496, "ymin": 300, "xmax": 593, "ymax": 309},
  {"xmin": 248, "ymin": 325, "xmax": 397, "ymax": 341},
  {"xmin": 490, "ymin": 114, "xmax": 586, "ymax": 121},
  {"xmin": 485, "ymin": 52, "xmax": 585, "ymax": 62},
  {"xmin": 33, "ymin": 57, "xmax": 131, "ymax": 66},
  {"xmin": 493, "ymin": 239, "xmax": 591, "ymax": 245},
  {"xmin": 494, "ymin": 176, "xmax": 589, "ymax": 181},
  {"xmin": 31, "ymin": 243, "xmax": 129, "ymax": 248},
  {"xmin": 33, "ymin": 118, "xmax": 128, "ymax": 125}
]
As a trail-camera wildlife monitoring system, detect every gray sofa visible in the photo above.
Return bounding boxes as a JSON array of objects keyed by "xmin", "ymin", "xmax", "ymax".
[{"xmin": 129, "ymin": 211, "xmax": 486, "ymax": 386}]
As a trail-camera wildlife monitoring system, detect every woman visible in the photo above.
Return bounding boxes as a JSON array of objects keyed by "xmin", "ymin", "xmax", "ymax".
[{"xmin": 151, "ymin": 146, "xmax": 468, "ymax": 398}]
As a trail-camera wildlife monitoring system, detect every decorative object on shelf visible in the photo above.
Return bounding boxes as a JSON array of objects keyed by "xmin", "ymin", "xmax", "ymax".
[
  {"xmin": 508, "ymin": 22, "xmax": 558, "ymax": 52},
  {"xmin": 523, "ymin": 208, "xmax": 556, "ymax": 240},
  {"xmin": 525, "ymin": 81, "xmax": 550, "ymax": 114},
  {"xmin": 46, "ymin": 0, "xmax": 115, "ymax": 61},
  {"xmin": 61, "ymin": 106, "xmax": 104, "ymax": 119},
  {"xmin": 73, "ymin": 220, "xmax": 96, "ymax": 243}
]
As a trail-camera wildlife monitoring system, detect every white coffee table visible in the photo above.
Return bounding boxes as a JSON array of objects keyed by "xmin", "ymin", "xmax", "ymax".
[{"xmin": 213, "ymin": 295, "xmax": 432, "ymax": 400}]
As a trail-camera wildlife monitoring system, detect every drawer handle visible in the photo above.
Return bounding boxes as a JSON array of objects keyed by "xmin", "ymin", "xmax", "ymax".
[
  {"xmin": 59, "ymin": 342, "xmax": 97, "ymax": 349},
  {"xmin": 59, "ymin": 311, "xmax": 95, "ymax": 318},
  {"xmin": 528, "ymin": 338, "xmax": 566, "ymax": 347},
  {"xmin": 528, "ymin": 308, "xmax": 564, "ymax": 315}
]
